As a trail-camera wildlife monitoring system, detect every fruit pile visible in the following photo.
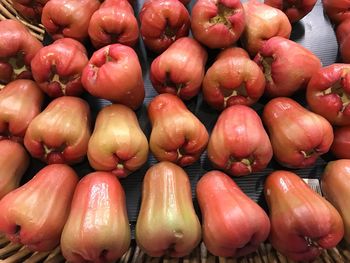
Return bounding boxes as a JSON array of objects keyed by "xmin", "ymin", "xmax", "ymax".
[{"xmin": 0, "ymin": 0, "xmax": 349, "ymax": 262}]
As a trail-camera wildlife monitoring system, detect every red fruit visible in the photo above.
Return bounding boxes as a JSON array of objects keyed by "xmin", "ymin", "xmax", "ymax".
[
  {"xmin": 203, "ymin": 47, "xmax": 265, "ymax": 110},
  {"xmin": 12, "ymin": 0, "xmax": 48, "ymax": 22},
  {"xmin": 0, "ymin": 140, "xmax": 29, "ymax": 200},
  {"xmin": 148, "ymin": 94, "xmax": 209, "ymax": 166},
  {"xmin": 0, "ymin": 164, "xmax": 78, "ymax": 251},
  {"xmin": 265, "ymin": 170, "xmax": 344, "ymax": 262},
  {"xmin": 136, "ymin": 162, "xmax": 201, "ymax": 257},
  {"xmin": 336, "ymin": 20, "xmax": 350, "ymax": 63},
  {"xmin": 191, "ymin": 0, "xmax": 245, "ymax": 49},
  {"xmin": 31, "ymin": 38, "xmax": 88, "ymax": 97},
  {"xmin": 82, "ymin": 44, "xmax": 145, "ymax": 110},
  {"xmin": 263, "ymin": 97, "xmax": 334, "ymax": 168},
  {"xmin": 208, "ymin": 105, "xmax": 272, "ymax": 176},
  {"xmin": 150, "ymin": 37, "xmax": 207, "ymax": 100},
  {"xmin": 88, "ymin": 0, "xmax": 139, "ymax": 49},
  {"xmin": 307, "ymin": 64, "xmax": 350, "ymax": 126},
  {"xmin": 0, "ymin": 80, "xmax": 44, "ymax": 143},
  {"xmin": 241, "ymin": 0, "xmax": 291, "ymax": 56},
  {"xmin": 264, "ymin": 0, "xmax": 317, "ymax": 23},
  {"xmin": 331, "ymin": 126, "xmax": 350, "ymax": 158},
  {"xmin": 139, "ymin": 0, "xmax": 190, "ymax": 53},
  {"xmin": 24, "ymin": 96, "xmax": 91, "ymax": 164},
  {"xmin": 197, "ymin": 171, "xmax": 270, "ymax": 257},
  {"xmin": 0, "ymin": 19, "xmax": 43, "ymax": 86},
  {"xmin": 255, "ymin": 36, "xmax": 321, "ymax": 97},
  {"xmin": 87, "ymin": 104, "xmax": 149, "ymax": 178},
  {"xmin": 41, "ymin": 0, "xmax": 100, "ymax": 41},
  {"xmin": 61, "ymin": 172, "xmax": 130, "ymax": 263},
  {"xmin": 323, "ymin": 0, "xmax": 350, "ymax": 24},
  {"xmin": 322, "ymin": 160, "xmax": 350, "ymax": 243}
]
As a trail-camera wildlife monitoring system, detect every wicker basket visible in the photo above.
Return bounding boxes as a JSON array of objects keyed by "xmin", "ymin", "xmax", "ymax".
[
  {"xmin": 1, "ymin": 233, "xmax": 350, "ymax": 263},
  {"xmin": 0, "ymin": 0, "xmax": 45, "ymax": 41}
]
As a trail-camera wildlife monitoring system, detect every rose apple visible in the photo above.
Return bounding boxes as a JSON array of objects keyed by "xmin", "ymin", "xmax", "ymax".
[
  {"xmin": 12, "ymin": 0, "xmax": 48, "ymax": 22},
  {"xmin": 41, "ymin": 0, "xmax": 100, "ymax": 41},
  {"xmin": 264, "ymin": 0, "xmax": 317, "ymax": 23},
  {"xmin": 322, "ymin": 160, "xmax": 350, "ymax": 243},
  {"xmin": 203, "ymin": 47, "xmax": 265, "ymax": 110},
  {"xmin": 331, "ymin": 126, "xmax": 350, "ymax": 159},
  {"xmin": 150, "ymin": 37, "xmax": 207, "ymax": 100},
  {"xmin": 323, "ymin": 0, "xmax": 350, "ymax": 24},
  {"xmin": 148, "ymin": 94, "xmax": 209, "ymax": 166},
  {"xmin": 61, "ymin": 172, "xmax": 130, "ymax": 262},
  {"xmin": 262, "ymin": 97, "xmax": 334, "ymax": 168},
  {"xmin": 24, "ymin": 96, "xmax": 91, "ymax": 164},
  {"xmin": 337, "ymin": 19, "xmax": 350, "ymax": 63},
  {"xmin": 139, "ymin": 0, "xmax": 190, "ymax": 53},
  {"xmin": 0, "ymin": 19, "xmax": 42, "ymax": 86},
  {"xmin": 136, "ymin": 162, "xmax": 201, "ymax": 257},
  {"xmin": 82, "ymin": 44, "xmax": 145, "ymax": 110},
  {"xmin": 208, "ymin": 105, "xmax": 272, "ymax": 176},
  {"xmin": 31, "ymin": 38, "xmax": 88, "ymax": 97},
  {"xmin": 0, "ymin": 80, "xmax": 44, "ymax": 143},
  {"xmin": 307, "ymin": 64, "xmax": 350, "ymax": 126},
  {"xmin": 0, "ymin": 140, "xmax": 29, "ymax": 200},
  {"xmin": 197, "ymin": 171, "xmax": 270, "ymax": 257},
  {"xmin": 0, "ymin": 164, "xmax": 78, "ymax": 251},
  {"xmin": 255, "ymin": 36, "xmax": 321, "ymax": 98},
  {"xmin": 191, "ymin": 0, "xmax": 245, "ymax": 49},
  {"xmin": 88, "ymin": 104, "xmax": 149, "ymax": 178},
  {"xmin": 88, "ymin": 0, "xmax": 139, "ymax": 49},
  {"xmin": 265, "ymin": 170, "xmax": 344, "ymax": 262},
  {"xmin": 241, "ymin": 0, "xmax": 291, "ymax": 56}
]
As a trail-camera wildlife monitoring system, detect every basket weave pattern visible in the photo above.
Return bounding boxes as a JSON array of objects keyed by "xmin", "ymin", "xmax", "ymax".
[{"xmin": 0, "ymin": 0, "xmax": 44, "ymax": 40}]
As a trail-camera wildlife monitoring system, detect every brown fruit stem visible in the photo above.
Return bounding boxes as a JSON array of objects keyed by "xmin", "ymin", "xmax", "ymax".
[
  {"xmin": 165, "ymin": 72, "xmax": 184, "ymax": 95},
  {"xmin": 261, "ymin": 57, "xmax": 274, "ymax": 84},
  {"xmin": 209, "ymin": 4, "xmax": 234, "ymax": 29},
  {"xmin": 221, "ymin": 83, "xmax": 248, "ymax": 107},
  {"xmin": 226, "ymin": 155, "xmax": 254, "ymax": 172},
  {"xmin": 300, "ymin": 149, "xmax": 317, "ymax": 158}
]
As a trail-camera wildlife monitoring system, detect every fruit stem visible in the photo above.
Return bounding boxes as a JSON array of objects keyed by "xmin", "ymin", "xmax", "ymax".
[
  {"xmin": 261, "ymin": 57, "xmax": 274, "ymax": 83},
  {"xmin": 209, "ymin": 4, "xmax": 234, "ymax": 29}
]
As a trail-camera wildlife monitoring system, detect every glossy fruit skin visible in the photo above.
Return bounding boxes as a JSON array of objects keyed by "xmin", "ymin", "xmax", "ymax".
[
  {"xmin": 265, "ymin": 170, "xmax": 344, "ymax": 261},
  {"xmin": 197, "ymin": 171, "xmax": 270, "ymax": 257},
  {"xmin": 0, "ymin": 164, "xmax": 78, "ymax": 252},
  {"xmin": 12, "ymin": 0, "xmax": 48, "ymax": 22},
  {"xmin": 323, "ymin": 0, "xmax": 350, "ymax": 24},
  {"xmin": 0, "ymin": 140, "xmax": 29, "ymax": 200},
  {"xmin": 0, "ymin": 80, "xmax": 44, "ymax": 143},
  {"xmin": 88, "ymin": 104, "xmax": 149, "ymax": 178},
  {"xmin": 337, "ymin": 20, "xmax": 350, "ymax": 63},
  {"xmin": 208, "ymin": 105, "xmax": 273, "ymax": 176},
  {"xmin": 139, "ymin": 0, "xmax": 190, "ymax": 53},
  {"xmin": 262, "ymin": 97, "xmax": 334, "ymax": 168},
  {"xmin": 203, "ymin": 47, "xmax": 265, "ymax": 110},
  {"xmin": 88, "ymin": 0, "xmax": 139, "ymax": 49},
  {"xmin": 150, "ymin": 37, "xmax": 207, "ymax": 100},
  {"xmin": 136, "ymin": 162, "xmax": 201, "ymax": 257},
  {"xmin": 24, "ymin": 96, "xmax": 91, "ymax": 165},
  {"xmin": 148, "ymin": 94, "xmax": 209, "ymax": 166},
  {"xmin": 0, "ymin": 19, "xmax": 43, "ymax": 85},
  {"xmin": 191, "ymin": 0, "xmax": 245, "ymax": 49},
  {"xmin": 306, "ymin": 64, "xmax": 350, "ymax": 126},
  {"xmin": 255, "ymin": 36, "xmax": 321, "ymax": 98},
  {"xmin": 331, "ymin": 126, "xmax": 350, "ymax": 159},
  {"xmin": 322, "ymin": 160, "xmax": 350, "ymax": 243},
  {"xmin": 241, "ymin": 0, "xmax": 291, "ymax": 56},
  {"xmin": 31, "ymin": 38, "xmax": 88, "ymax": 97},
  {"xmin": 41, "ymin": 0, "xmax": 100, "ymax": 42},
  {"xmin": 61, "ymin": 172, "xmax": 130, "ymax": 263},
  {"xmin": 82, "ymin": 44, "xmax": 145, "ymax": 110},
  {"xmin": 264, "ymin": 0, "xmax": 317, "ymax": 23}
]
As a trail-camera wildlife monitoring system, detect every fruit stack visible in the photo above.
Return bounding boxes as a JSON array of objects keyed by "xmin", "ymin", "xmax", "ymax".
[{"xmin": 0, "ymin": 0, "xmax": 350, "ymax": 262}]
